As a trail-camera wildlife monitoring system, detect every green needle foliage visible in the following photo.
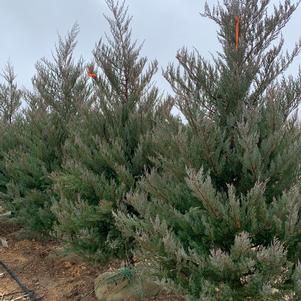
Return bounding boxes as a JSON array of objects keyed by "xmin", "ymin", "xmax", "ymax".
[
  {"xmin": 116, "ymin": 1, "xmax": 301, "ymax": 300},
  {"xmin": 2, "ymin": 25, "xmax": 91, "ymax": 234},
  {"xmin": 0, "ymin": 63, "xmax": 22, "ymax": 200},
  {"xmin": 51, "ymin": 0, "xmax": 172, "ymax": 263},
  {"xmin": 0, "ymin": 63, "xmax": 22, "ymax": 125}
]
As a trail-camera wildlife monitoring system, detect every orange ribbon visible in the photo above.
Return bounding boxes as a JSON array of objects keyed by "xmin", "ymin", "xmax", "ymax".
[
  {"xmin": 87, "ymin": 66, "xmax": 97, "ymax": 79},
  {"xmin": 235, "ymin": 16, "xmax": 240, "ymax": 50}
]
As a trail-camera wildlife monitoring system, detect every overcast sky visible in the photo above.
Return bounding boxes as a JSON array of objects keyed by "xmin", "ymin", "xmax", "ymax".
[{"xmin": 1, "ymin": 0, "xmax": 301, "ymax": 96}]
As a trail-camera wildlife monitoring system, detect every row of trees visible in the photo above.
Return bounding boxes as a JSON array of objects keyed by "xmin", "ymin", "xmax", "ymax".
[{"xmin": 2, "ymin": 0, "xmax": 301, "ymax": 300}]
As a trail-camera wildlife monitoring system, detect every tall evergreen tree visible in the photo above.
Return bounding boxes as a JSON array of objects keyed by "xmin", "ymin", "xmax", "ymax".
[
  {"xmin": 0, "ymin": 63, "xmax": 22, "ymax": 125},
  {"xmin": 2, "ymin": 25, "xmax": 91, "ymax": 234},
  {"xmin": 0, "ymin": 63, "xmax": 22, "ymax": 199},
  {"xmin": 116, "ymin": 1, "xmax": 301, "ymax": 300},
  {"xmin": 51, "ymin": 0, "xmax": 172, "ymax": 263}
]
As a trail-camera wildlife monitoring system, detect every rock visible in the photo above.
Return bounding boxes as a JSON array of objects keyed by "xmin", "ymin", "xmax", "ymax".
[
  {"xmin": 94, "ymin": 265, "xmax": 162, "ymax": 301},
  {"xmin": 0, "ymin": 237, "xmax": 8, "ymax": 248},
  {"xmin": 0, "ymin": 210, "xmax": 11, "ymax": 219}
]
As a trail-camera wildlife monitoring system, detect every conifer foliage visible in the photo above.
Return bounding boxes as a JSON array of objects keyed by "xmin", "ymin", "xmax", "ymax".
[
  {"xmin": 2, "ymin": 0, "xmax": 301, "ymax": 299},
  {"xmin": 0, "ymin": 63, "xmax": 22, "ymax": 197},
  {"xmin": 116, "ymin": 1, "xmax": 301, "ymax": 300},
  {"xmin": 2, "ymin": 25, "xmax": 91, "ymax": 234},
  {"xmin": 51, "ymin": 0, "xmax": 171, "ymax": 263},
  {"xmin": 0, "ymin": 63, "xmax": 22, "ymax": 125}
]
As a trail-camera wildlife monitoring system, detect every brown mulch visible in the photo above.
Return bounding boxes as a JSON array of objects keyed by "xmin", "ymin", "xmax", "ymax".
[{"xmin": 0, "ymin": 220, "xmax": 184, "ymax": 301}]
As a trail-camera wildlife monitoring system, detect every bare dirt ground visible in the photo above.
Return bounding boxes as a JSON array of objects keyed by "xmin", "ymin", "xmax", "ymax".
[
  {"xmin": 0, "ymin": 220, "xmax": 184, "ymax": 301},
  {"xmin": 0, "ymin": 220, "xmax": 100, "ymax": 300}
]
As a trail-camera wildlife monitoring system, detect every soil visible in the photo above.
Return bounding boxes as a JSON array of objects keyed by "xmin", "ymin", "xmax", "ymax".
[
  {"xmin": 0, "ymin": 220, "xmax": 184, "ymax": 301},
  {"xmin": 0, "ymin": 220, "xmax": 99, "ymax": 301}
]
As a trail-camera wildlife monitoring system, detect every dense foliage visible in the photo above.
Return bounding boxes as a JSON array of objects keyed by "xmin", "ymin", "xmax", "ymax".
[
  {"xmin": 1, "ymin": 25, "xmax": 91, "ymax": 234},
  {"xmin": 0, "ymin": 63, "xmax": 22, "ymax": 199},
  {"xmin": 116, "ymin": 0, "xmax": 301, "ymax": 300},
  {"xmin": 1, "ymin": 0, "xmax": 301, "ymax": 300},
  {"xmin": 51, "ymin": 0, "xmax": 172, "ymax": 262}
]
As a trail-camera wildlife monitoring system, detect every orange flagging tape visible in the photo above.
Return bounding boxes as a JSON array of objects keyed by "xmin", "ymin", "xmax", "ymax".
[
  {"xmin": 235, "ymin": 16, "xmax": 240, "ymax": 50},
  {"xmin": 87, "ymin": 66, "xmax": 97, "ymax": 79}
]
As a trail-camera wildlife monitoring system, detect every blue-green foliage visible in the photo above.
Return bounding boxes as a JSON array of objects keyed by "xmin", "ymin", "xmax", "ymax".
[
  {"xmin": 51, "ymin": 0, "xmax": 172, "ymax": 262},
  {"xmin": 115, "ymin": 1, "xmax": 301, "ymax": 300}
]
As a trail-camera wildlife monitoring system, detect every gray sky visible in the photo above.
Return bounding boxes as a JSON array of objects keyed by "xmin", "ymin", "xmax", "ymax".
[{"xmin": 1, "ymin": 0, "xmax": 301, "ymax": 96}]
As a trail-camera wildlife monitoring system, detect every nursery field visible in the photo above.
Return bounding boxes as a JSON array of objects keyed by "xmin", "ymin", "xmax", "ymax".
[{"xmin": 2, "ymin": 0, "xmax": 301, "ymax": 299}]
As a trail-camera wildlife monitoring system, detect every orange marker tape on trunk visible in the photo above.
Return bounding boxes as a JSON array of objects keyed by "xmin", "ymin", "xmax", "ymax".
[
  {"xmin": 235, "ymin": 16, "xmax": 240, "ymax": 50},
  {"xmin": 87, "ymin": 66, "xmax": 97, "ymax": 79}
]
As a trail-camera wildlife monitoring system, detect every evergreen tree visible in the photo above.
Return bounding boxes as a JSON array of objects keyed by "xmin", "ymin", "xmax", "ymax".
[
  {"xmin": 3, "ymin": 25, "xmax": 91, "ymax": 234},
  {"xmin": 0, "ymin": 63, "xmax": 22, "ymax": 125},
  {"xmin": 0, "ymin": 63, "xmax": 22, "ymax": 199},
  {"xmin": 116, "ymin": 1, "xmax": 301, "ymax": 300},
  {"xmin": 51, "ymin": 0, "xmax": 172, "ymax": 263}
]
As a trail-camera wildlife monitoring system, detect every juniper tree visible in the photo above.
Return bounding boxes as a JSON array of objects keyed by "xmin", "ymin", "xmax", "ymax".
[
  {"xmin": 116, "ymin": 1, "xmax": 301, "ymax": 300},
  {"xmin": 51, "ymin": 0, "xmax": 172, "ymax": 263},
  {"xmin": 0, "ymin": 63, "xmax": 22, "ymax": 125},
  {"xmin": 3, "ymin": 25, "xmax": 92, "ymax": 234},
  {"xmin": 0, "ymin": 63, "xmax": 22, "ymax": 199}
]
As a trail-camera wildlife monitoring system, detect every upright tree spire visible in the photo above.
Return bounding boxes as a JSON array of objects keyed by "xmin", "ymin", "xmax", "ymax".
[
  {"xmin": 93, "ymin": 0, "xmax": 158, "ymax": 109},
  {"xmin": 0, "ymin": 63, "xmax": 22, "ymax": 199},
  {"xmin": 116, "ymin": 1, "xmax": 301, "ymax": 300},
  {"xmin": 166, "ymin": 0, "xmax": 301, "ymax": 126},
  {"xmin": 27, "ymin": 23, "xmax": 91, "ymax": 123},
  {"xmin": 1, "ymin": 25, "xmax": 92, "ymax": 234},
  {"xmin": 51, "ymin": 0, "xmax": 171, "ymax": 263},
  {"xmin": 0, "ymin": 63, "xmax": 21, "ymax": 125}
]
